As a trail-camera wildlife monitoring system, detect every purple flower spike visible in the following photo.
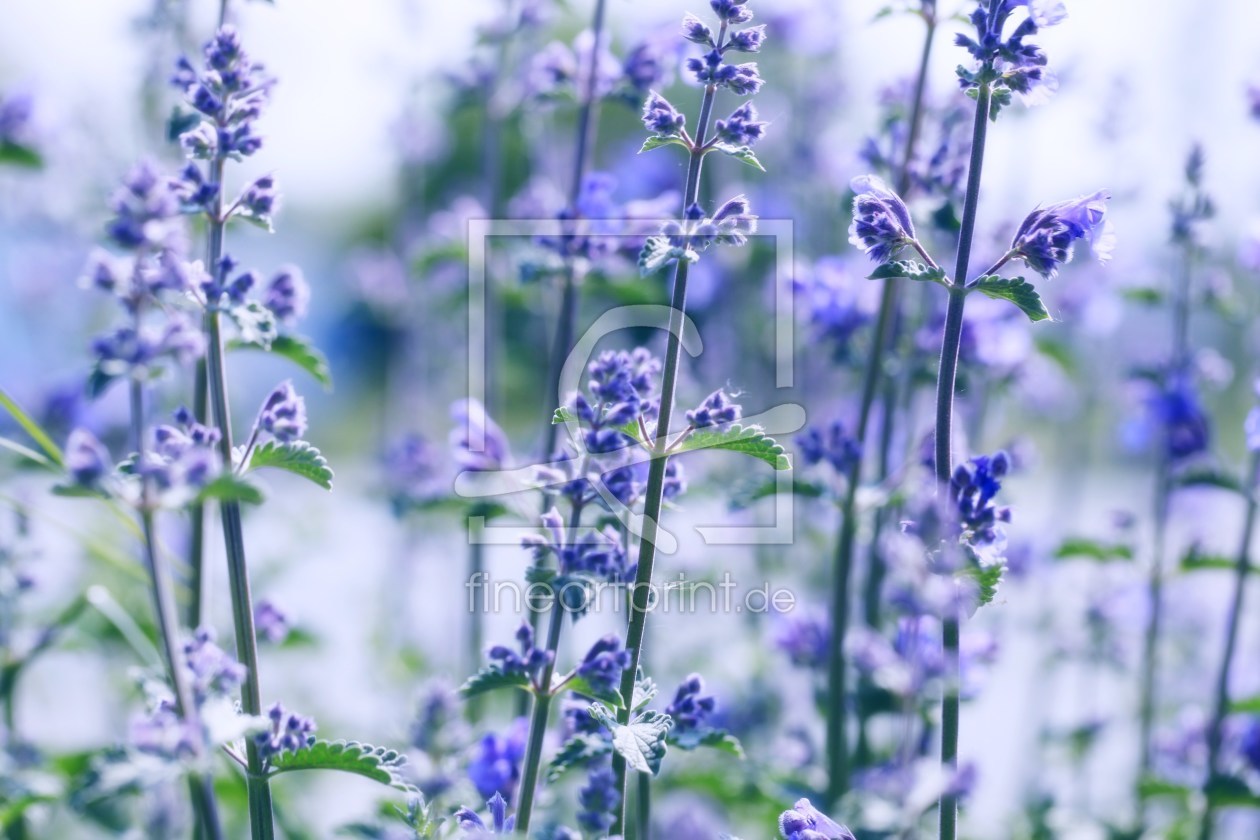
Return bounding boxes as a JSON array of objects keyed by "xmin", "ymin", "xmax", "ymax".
[
  {"xmin": 1010, "ymin": 189, "xmax": 1114, "ymax": 278},
  {"xmin": 849, "ymin": 174, "xmax": 916, "ymax": 263}
]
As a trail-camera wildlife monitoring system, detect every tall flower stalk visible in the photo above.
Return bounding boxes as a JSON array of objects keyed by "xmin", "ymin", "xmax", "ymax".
[
  {"xmin": 1137, "ymin": 147, "xmax": 1213, "ymax": 786},
  {"xmin": 826, "ymin": 0, "xmax": 939, "ymax": 803},
  {"xmin": 609, "ymin": 1, "xmax": 767, "ymax": 832},
  {"xmin": 170, "ymin": 28, "xmax": 324, "ymax": 839},
  {"xmin": 1198, "ymin": 442, "xmax": 1260, "ymax": 840},
  {"xmin": 856, "ymin": 3, "xmax": 1106, "ymax": 836}
]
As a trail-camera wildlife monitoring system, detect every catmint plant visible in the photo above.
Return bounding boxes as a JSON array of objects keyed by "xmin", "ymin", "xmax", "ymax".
[
  {"xmin": 857, "ymin": 3, "xmax": 1103, "ymax": 836},
  {"xmin": 1135, "ymin": 145, "xmax": 1213, "ymax": 796}
]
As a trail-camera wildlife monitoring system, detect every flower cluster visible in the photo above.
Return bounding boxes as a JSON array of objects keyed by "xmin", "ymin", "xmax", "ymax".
[
  {"xmin": 258, "ymin": 381, "xmax": 308, "ymax": 443},
  {"xmin": 662, "ymin": 198, "xmax": 758, "ymax": 255},
  {"xmin": 487, "ymin": 622, "xmax": 554, "ymax": 688},
  {"xmin": 253, "ymin": 599, "xmax": 290, "ymax": 644},
  {"xmin": 455, "ymin": 792, "xmax": 515, "ymax": 837},
  {"xmin": 467, "ymin": 719, "xmax": 527, "ymax": 801},
  {"xmin": 796, "ymin": 420, "xmax": 862, "ymax": 474},
  {"xmin": 183, "ymin": 627, "xmax": 246, "ymax": 702},
  {"xmin": 682, "ymin": 3, "xmax": 765, "ymax": 96},
  {"xmin": 685, "ymin": 388, "xmax": 742, "ymax": 428},
  {"xmin": 1008, "ymin": 190, "xmax": 1114, "ymax": 279},
  {"xmin": 778, "ymin": 798, "xmax": 856, "ymax": 840},
  {"xmin": 0, "ymin": 91, "xmax": 34, "ymax": 150},
  {"xmin": 775, "ymin": 611, "xmax": 831, "ymax": 670},
  {"xmin": 849, "ymin": 175, "xmax": 917, "ymax": 264},
  {"xmin": 254, "ymin": 702, "xmax": 316, "ymax": 761},
  {"xmin": 529, "ymin": 29, "xmax": 668, "ymax": 105},
  {"xmin": 955, "ymin": 0, "xmax": 1067, "ymax": 107},
  {"xmin": 522, "ymin": 509, "xmax": 633, "ymax": 584},
  {"xmin": 664, "ymin": 673, "xmax": 717, "ymax": 734},
  {"xmin": 451, "ymin": 399, "xmax": 512, "ymax": 473},
  {"xmin": 859, "ymin": 84, "xmax": 971, "ymax": 206},
  {"xmin": 533, "ymin": 173, "xmax": 675, "ymax": 266},
  {"xmin": 172, "ymin": 26, "xmax": 272, "ymax": 160},
  {"xmin": 574, "ymin": 635, "xmax": 631, "ymax": 695},
  {"xmin": 713, "ymin": 101, "xmax": 766, "ymax": 147},
  {"xmin": 576, "ymin": 765, "xmax": 620, "ymax": 834},
  {"xmin": 950, "ymin": 451, "xmax": 1012, "ymax": 547}
]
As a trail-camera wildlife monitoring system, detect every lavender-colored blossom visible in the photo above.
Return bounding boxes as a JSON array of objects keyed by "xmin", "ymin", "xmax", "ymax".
[
  {"xmin": 1151, "ymin": 376, "xmax": 1211, "ymax": 461},
  {"xmin": 577, "ymin": 764, "xmax": 620, "ymax": 834},
  {"xmin": 182, "ymin": 627, "xmax": 247, "ymax": 702},
  {"xmin": 1009, "ymin": 190, "xmax": 1114, "ymax": 278},
  {"xmin": 384, "ymin": 433, "xmax": 438, "ymax": 512},
  {"xmin": 1246, "ymin": 381, "xmax": 1260, "ymax": 453},
  {"xmin": 264, "ymin": 266, "xmax": 309, "ymax": 324},
  {"xmin": 663, "ymin": 197, "xmax": 758, "ymax": 253},
  {"xmin": 172, "ymin": 26, "xmax": 273, "ymax": 159},
  {"xmin": 259, "ymin": 381, "xmax": 307, "ymax": 443},
  {"xmin": 726, "ymin": 24, "xmax": 766, "ymax": 53},
  {"xmin": 91, "ymin": 314, "xmax": 207, "ymax": 377},
  {"xmin": 950, "ymin": 451, "xmax": 1012, "ymax": 547},
  {"xmin": 685, "ymin": 388, "xmax": 742, "ymax": 428},
  {"xmin": 487, "ymin": 621, "xmax": 554, "ymax": 687},
  {"xmin": 238, "ymin": 174, "xmax": 279, "ymax": 227},
  {"xmin": 410, "ymin": 679, "xmax": 467, "ymax": 756},
  {"xmin": 1240, "ymin": 718, "xmax": 1260, "ymax": 773},
  {"xmin": 955, "ymin": 0, "xmax": 1066, "ymax": 103},
  {"xmin": 254, "ymin": 702, "xmax": 316, "ymax": 761},
  {"xmin": 130, "ymin": 699, "xmax": 198, "ymax": 760},
  {"xmin": 253, "ymin": 599, "xmax": 290, "ymax": 644},
  {"xmin": 714, "ymin": 102, "xmax": 766, "ymax": 147},
  {"xmin": 796, "ymin": 421, "xmax": 861, "ymax": 473},
  {"xmin": 171, "ymin": 162, "xmax": 218, "ymax": 210},
  {"xmin": 521, "ymin": 514, "xmax": 632, "ymax": 583},
  {"xmin": 0, "ymin": 92, "xmax": 34, "ymax": 146},
  {"xmin": 642, "ymin": 91, "xmax": 686, "ymax": 137},
  {"xmin": 451, "ymin": 399, "xmax": 511, "ymax": 472},
  {"xmin": 106, "ymin": 160, "xmax": 184, "ymax": 252},
  {"xmin": 775, "ymin": 610, "xmax": 831, "ymax": 670},
  {"xmin": 711, "ymin": 0, "xmax": 754, "ymax": 24},
  {"xmin": 849, "ymin": 175, "xmax": 916, "ymax": 263},
  {"xmin": 65, "ymin": 429, "xmax": 113, "ymax": 489},
  {"xmin": 574, "ymin": 635, "xmax": 631, "ymax": 694},
  {"xmin": 665, "ymin": 673, "xmax": 717, "ymax": 734},
  {"xmin": 621, "ymin": 41, "xmax": 669, "ymax": 96},
  {"xmin": 467, "ymin": 719, "xmax": 528, "ymax": 801},
  {"xmin": 455, "ymin": 792, "xmax": 515, "ymax": 836},
  {"xmin": 778, "ymin": 798, "xmax": 856, "ymax": 840},
  {"xmin": 682, "ymin": 14, "xmax": 714, "ymax": 45}
]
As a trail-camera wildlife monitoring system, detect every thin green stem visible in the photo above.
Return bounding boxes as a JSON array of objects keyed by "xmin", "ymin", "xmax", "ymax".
[
  {"xmin": 200, "ymin": 145, "xmax": 273, "ymax": 838},
  {"xmin": 131, "ymin": 379, "xmax": 224, "ymax": 840},
  {"xmin": 832, "ymin": 10, "xmax": 937, "ymax": 799},
  {"xmin": 637, "ymin": 771, "xmax": 651, "ymax": 840},
  {"xmin": 1197, "ymin": 453, "xmax": 1260, "ymax": 840},
  {"xmin": 514, "ymin": 589, "xmax": 568, "ymax": 833},
  {"xmin": 1138, "ymin": 242, "xmax": 1195, "ymax": 788},
  {"xmin": 611, "ymin": 45, "xmax": 724, "ymax": 833},
  {"xmin": 935, "ymin": 70, "xmax": 994, "ymax": 840},
  {"xmin": 188, "ymin": 358, "xmax": 208, "ymax": 629}
]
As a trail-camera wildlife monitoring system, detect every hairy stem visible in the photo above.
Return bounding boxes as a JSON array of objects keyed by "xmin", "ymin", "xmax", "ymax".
[
  {"xmin": 1137, "ymin": 242, "xmax": 1195, "ymax": 787},
  {"xmin": 936, "ymin": 73, "xmax": 993, "ymax": 840},
  {"xmin": 831, "ymin": 11, "xmax": 938, "ymax": 797},
  {"xmin": 611, "ymin": 47, "xmax": 724, "ymax": 833},
  {"xmin": 201, "ymin": 149, "xmax": 275, "ymax": 839},
  {"xmin": 1197, "ymin": 453, "xmax": 1260, "ymax": 840},
  {"xmin": 514, "ymin": 602, "xmax": 566, "ymax": 834},
  {"xmin": 130, "ymin": 379, "xmax": 224, "ymax": 840}
]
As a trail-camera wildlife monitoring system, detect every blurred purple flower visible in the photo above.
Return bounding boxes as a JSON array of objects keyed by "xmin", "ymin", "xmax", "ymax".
[
  {"xmin": 450, "ymin": 399, "xmax": 511, "ymax": 472},
  {"xmin": 467, "ymin": 718, "xmax": 528, "ymax": 801}
]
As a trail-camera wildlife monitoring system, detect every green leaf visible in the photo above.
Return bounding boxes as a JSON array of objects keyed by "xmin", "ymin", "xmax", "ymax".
[
  {"xmin": 0, "ymin": 387, "xmax": 63, "ymax": 466},
  {"xmin": 268, "ymin": 740, "xmax": 417, "ymax": 793},
  {"xmin": 248, "ymin": 440, "xmax": 334, "ymax": 490},
  {"xmin": 1181, "ymin": 546, "xmax": 1252, "ymax": 574},
  {"xmin": 229, "ymin": 335, "xmax": 333, "ymax": 390},
  {"xmin": 228, "ymin": 301, "xmax": 278, "ymax": 349},
  {"xmin": 729, "ymin": 477, "xmax": 828, "ymax": 510},
  {"xmin": 710, "ymin": 142, "xmax": 765, "ymax": 172},
  {"xmin": 1053, "ymin": 537, "xmax": 1133, "ymax": 563},
  {"xmin": 1172, "ymin": 467, "xmax": 1247, "ymax": 496},
  {"xmin": 1230, "ymin": 696, "xmax": 1260, "ymax": 714},
  {"xmin": 632, "ymin": 674, "xmax": 658, "ymax": 711},
  {"xmin": 0, "ymin": 141, "xmax": 43, "ymax": 169},
  {"xmin": 867, "ymin": 260, "xmax": 947, "ymax": 284},
  {"xmin": 546, "ymin": 735, "xmax": 611, "ymax": 783},
  {"xmin": 672, "ymin": 424, "xmax": 791, "ymax": 471},
  {"xmin": 973, "ymin": 275, "xmax": 1051, "ymax": 322},
  {"xmin": 1205, "ymin": 774, "xmax": 1260, "ymax": 808},
  {"xmin": 1122, "ymin": 286, "xmax": 1164, "ymax": 306},
  {"xmin": 459, "ymin": 668, "xmax": 531, "ymax": 699},
  {"xmin": 639, "ymin": 135, "xmax": 690, "ymax": 154},
  {"xmin": 670, "ymin": 728, "xmax": 745, "ymax": 758},
  {"xmin": 552, "ymin": 406, "xmax": 577, "ymax": 424},
  {"xmin": 0, "ymin": 434, "xmax": 57, "ymax": 470},
  {"xmin": 589, "ymin": 704, "xmax": 673, "ymax": 776},
  {"xmin": 197, "ymin": 474, "xmax": 265, "ymax": 505},
  {"xmin": 559, "ymin": 675, "xmax": 624, "ymax": 709},
  {"xmin": 961, "ymin": 562, "xmax": 1004, "ymax": 609},
  {"xmin": 1137, "ymin": 776, "xmax": 1192, "ymax": 804},
  {"xmin": 639, "ymin": 236, "xmax": 693, "ymax": 277}
]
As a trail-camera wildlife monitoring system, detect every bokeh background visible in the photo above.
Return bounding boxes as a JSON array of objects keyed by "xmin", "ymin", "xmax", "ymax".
[{"xmin": 4, "ymin": 0, "xmax": 1260, "ymax": 837}]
